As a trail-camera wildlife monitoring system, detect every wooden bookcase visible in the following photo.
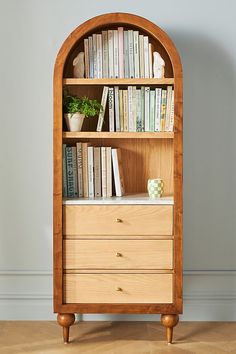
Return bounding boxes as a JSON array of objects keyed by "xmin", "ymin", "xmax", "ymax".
[{"xmin": 53, "ymin": 13, "xmax": 183, "ymax": 344}]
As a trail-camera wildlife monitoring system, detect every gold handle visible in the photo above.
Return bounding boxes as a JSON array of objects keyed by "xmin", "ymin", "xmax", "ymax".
[
  {"xmin": 116, "ymin": 218, "xmax": 123, "ymax": 223},
  {"xmin": 116, "ymin": 252, "xmax": 122, "ymax": 257},
  {"xmin": 116, "ymin": 287, "xmax": 123, "ymax": 292}
]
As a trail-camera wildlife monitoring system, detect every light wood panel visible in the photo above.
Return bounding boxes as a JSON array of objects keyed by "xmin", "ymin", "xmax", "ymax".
[
  {"xmin": 63, "ymin": 205, "xmax": 173, "ymax": 236},
  {"xmin": 64, "ymin": 239, "xmax": 173, "ymax": 270},
  {"xmin": 63, "ymin": 78, "xmax": 174, "ymax": 85},
  {"xmin": 63, "ymin": 131, "xmax": 174, "ymax": 139},
  {"xmin": 64, "ymin": 273, "xmax": 173, "ymax": 303}
]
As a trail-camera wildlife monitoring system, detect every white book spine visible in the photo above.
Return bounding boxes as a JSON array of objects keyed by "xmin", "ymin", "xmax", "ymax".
[
  {"xmin": 76, "ymin": 142, "xmax": 83, "ymax": 197},
  {"xmin": 102, "ymin": 31, "xmax": 108, "ymax": 78},
  {"xmin": 108, "ymin": 30, "xmax": 114, "ymax": 78},
  {"xmin": 139, "ymin": 35, "xmax": 144, "ymax": 78},
  {"xmin": 124, "ymin": 31, "xmax": 129, "ymax": 78},
  {"xmin": 114, "ymin": 86, "xmax": 120, "ymax": 132},
  {"xmin": 112, "ymin": 149, "xmax": 124, "ymax": 197},
  {"xmin": 136, "ymin": 89, "xmax": 142, "ymax": 132},
  {"xmin": 94, "ymin": 147, "xmax": 101, "ymax": 197},
  {"xmin": 169, "ymin": 90, "xmax": 174, "ymax": 131},
  {"xmin": 88, "ymin": 36, "xmax": 93, "ymax": 78},
  {"xmin": 144, "ymin": 36, "xmax": 149, "ymax": 78},
  {"xmin": 149, "ymin": 43, "xmax": 153, "ymax": 78},
  {"xmin": 101, "ymin": 147, "xmax": 107, "ymax": 197},
  {"xmin": 128, "ymin": 30, "xmax": 134, "ymax": 78},
  {"xmin": 88, "ymin": 146, "xmax": 94, "ymax": 198},
  {"xmin": 128, "ymin": 86, "xmax": 133, "ymax": 132},
  {"xmin": 154, "ymin": 88, "xmax": 162, "ymax": 132},
  {"xmin": 133, "ymin": 31, "xmax": 140, "ymax": 78},
  {"xmin": 96, "ymin": 34, "xmax": 103, "ymax": 79},
  {"xmin": 123, "ymin": 89, "xmax": 128, "ymax": 132},
  {"xmin": 149, "ymin": 90, "xmax": 155, "ymax": 132},
  {"xmin": 113, "ymin": 30, "xmax": 119, "ymax": 78},
  {"xmin": 108, "ymin": 87, "xmax": 115, "ymax": 132},
  {"xmin": 84, "ymin": 38, "xmax": 89, "ymax": 78},
  {"xmin": 132, "ymin": 86, "xmax": 137, "ymax": 132},
  {"xmin": 118, "ymin": 27, "xmax": 124, "ymax": 78},
  {"xmin": 96, "ymin": 86, "xmax": 109, "ymax": 132},
  {"xmin": 144, "ymin": 87, "xmax": 150, "ymax": 131},
  {"xmin": 92, "ymin": 34, "xmax": 97, "ymax": 78},
  {"xmin": 106, "ymin": 147, "xmax": 112, "ymax": 197},
  {"xmin": 165, "ymin": 86, "xmax": 172, "ymax": 131}
]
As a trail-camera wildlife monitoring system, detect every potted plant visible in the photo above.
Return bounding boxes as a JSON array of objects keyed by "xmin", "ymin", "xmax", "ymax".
[{"xmin": 63, "ymin": 93, "xmax": 102, "ymax": 132}]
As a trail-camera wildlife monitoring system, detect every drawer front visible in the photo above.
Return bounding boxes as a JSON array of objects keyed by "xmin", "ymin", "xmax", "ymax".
[
  {"xmin": 64, "ymin": 273, "xmax": 173, "ymax": 303},
  {"xmin": 63, "ymin": 205, "xmax": 173, "ymax": 236},
  {"xmin": 64, "ymin": 240, "xmax": 173, "ymax": 270}
]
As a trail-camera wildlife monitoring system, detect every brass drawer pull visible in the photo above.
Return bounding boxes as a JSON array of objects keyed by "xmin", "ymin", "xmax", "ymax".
[
  {"xmin": 115, "ymin": 218, "xmax": 123, "ymax": 223},
  {"xmin": 116, "ymin": 287, "xmax": 123, "ymax": 292},
  {"xmin": 116, "ymin": 252, "xmax": 123, "ymax": 257}
]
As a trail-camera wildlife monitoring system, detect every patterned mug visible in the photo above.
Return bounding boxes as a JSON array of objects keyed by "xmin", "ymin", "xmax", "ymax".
[{"xmin": 147, "ymin": 178, "xmax": 164, "ymax": 198}]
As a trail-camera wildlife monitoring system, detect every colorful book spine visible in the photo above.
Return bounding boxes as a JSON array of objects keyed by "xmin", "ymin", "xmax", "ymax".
[
  {"xmin": 154, "ymin": 88, "xmax": 162, "ymax": 132},
  {"xmin": 133, "ymin": 30, "xmax": 140, "ymax": 78},
  {"xmin": 62, "ymin": 144, "xmax": 67, "ymax": 197},
  {"xmin": 108, "ymin": 87, "xmax": 115, "ymax": 132},
  {"xmin": 72, "ymin": 147, "xmax": 78, "ymax": 197},
  {"xmin": 66, "ymin": 147, "xmax": 74, "ymax": 197},
  {"xmin": 114, "ymin": 86, "xmax": 120, "ymax": 132},
  {"xmin": 82, "ymin": 143, "xmax": 89, "ymax": 198},
  {"xmin": 101, "ymin": 147, "xmax": 107, "ymax": 197},
  {"xmin": 88, "ymin": 146, "xmax": 94, "ymax": 197},
  {"xmin": 160, "ymin": 89, "xmax": 167, "ymax": 131},
  {"xmin": 94, "ymin": 147, "xmax": 101, "ymax": 197},
  {"xmin": 76, "ymin": 142, "xmax": 83, "ymax": 197},
  {"xmin": 118, "ymin": 27, "xmax": 124, "ymax": 78},
  {"xmin": 112, "ymin": 148, "xmax": 125, "ymax": 197},
  {"xmin": 108, "ymin": 30, "xmax": 114, "ymax": 78},
  {"xmin": 169, "ymin": 90, "xmax": 174, "ymax": 131},
  {"xmin": 102, "ymin": 31, "xmax": 108, "ymax": 78},
  {"xmin": 96, "ymin": 86, "xmax": 109, "ymax": 132}
]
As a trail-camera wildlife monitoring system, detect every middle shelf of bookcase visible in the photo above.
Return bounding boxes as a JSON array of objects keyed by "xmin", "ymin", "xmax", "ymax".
[
  {"xmin": 63, "ymin": 132, "xmax": 174, "ymax": 139},
  {"xmin": 63, "ymin": 78, "xmax": 174, "ymax": 86}
]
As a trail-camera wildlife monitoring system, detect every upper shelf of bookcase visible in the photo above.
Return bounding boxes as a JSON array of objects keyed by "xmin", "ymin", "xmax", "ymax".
[
  {"xmin": 63, "ymin": 132, "xmax": 174, "ymax": 139},
  {"xmin": 63, "ymin": 78, "xmax": 174, "ymax": 86}
]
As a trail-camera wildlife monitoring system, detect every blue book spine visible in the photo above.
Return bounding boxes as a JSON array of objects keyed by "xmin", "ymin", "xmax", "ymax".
[
  {"xmin": 62, "ymin": 144, "xmax": 67, "ymax": 197},
  {"xmin": 66, "ymin": 147, "xmax": 74, "ymax": 197}
]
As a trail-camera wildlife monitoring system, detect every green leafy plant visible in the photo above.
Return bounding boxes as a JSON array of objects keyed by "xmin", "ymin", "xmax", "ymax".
[{"xmin": 63, "ymin": 93, "xmax": 102, "ymax": 117}]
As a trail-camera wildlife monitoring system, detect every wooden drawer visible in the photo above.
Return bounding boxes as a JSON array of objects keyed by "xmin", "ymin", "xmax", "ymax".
[
  {"xmin": 64, "ymin": 273, "xmax": 173, "ymax": 303},
  {"xmin": 64, "ymin": 240, "xmax": 173, "ymax": 270},
  {"xmin": 63, "ymin": 205, "xmax": 173, "ymax": 236}
]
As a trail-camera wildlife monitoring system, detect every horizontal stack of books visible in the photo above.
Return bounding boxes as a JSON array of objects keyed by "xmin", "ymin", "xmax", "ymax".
[
  {"xmin": 63, "ymin": 143, "xmax": 125, "ymax": 198},
  {"xmin": 84, "ymin": 27, "xmax": 154, "ymax": 79},
  {"xmin": 97, "ymin": 85, "xmax": 174, "ymax": 132}
]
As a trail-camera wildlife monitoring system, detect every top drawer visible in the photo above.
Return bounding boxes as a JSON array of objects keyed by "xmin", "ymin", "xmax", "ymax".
[{"xmin": 63, "ymin": 205, "xmax": 173, "ymax": 236}]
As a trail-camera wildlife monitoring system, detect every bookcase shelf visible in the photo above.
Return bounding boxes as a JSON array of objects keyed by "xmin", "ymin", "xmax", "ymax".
[
  {"xmin": 63, "ymin": 131, "xmax": 174, "ymax": 139},
  {"xmin": 63, "ymin": 78, "xmax": 174, "ymax": 86}
]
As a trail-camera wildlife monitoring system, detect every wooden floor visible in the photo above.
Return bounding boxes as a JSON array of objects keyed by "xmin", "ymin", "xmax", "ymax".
[{"xmin": 0, "ymin": 321, "xmax": 236, "ymax": 354}]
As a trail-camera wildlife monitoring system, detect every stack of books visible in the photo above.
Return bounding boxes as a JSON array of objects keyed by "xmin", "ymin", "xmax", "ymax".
[
  {"xmin": 83, "ymin": 27, "xmax": 154, "ymax": 79},
  {"xmin": 97, "ymin": 85, "xmax": 174, "ymax": 132},
  {"xmin": 63, "ymin": 143, "xmax": 125, "ymax": 198}
]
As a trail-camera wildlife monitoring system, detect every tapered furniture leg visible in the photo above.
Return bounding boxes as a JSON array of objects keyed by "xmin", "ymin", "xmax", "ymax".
[
  {"xmin": 57, "ymin": 313, "xmax": 75, "ymax": 344},
  {"xmin": 161, "ymin": 314, "xmax": 179, "ymax": 344}
]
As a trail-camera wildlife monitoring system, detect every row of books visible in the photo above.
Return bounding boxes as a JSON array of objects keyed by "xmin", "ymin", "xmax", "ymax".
[
  {"xmin": 63, "ymin": 143, "xmax": 125, "ymax": 198},
  {"xmin": 84, "ymin": 28, "xmax": 154, "ymax": 79},
  {"xmin": 97, "ymin": 85, "xmax": 174, "ymax": 132}
]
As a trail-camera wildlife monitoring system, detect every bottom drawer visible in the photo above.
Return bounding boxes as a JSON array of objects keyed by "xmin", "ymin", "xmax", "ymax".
[{"xmin": 64, "ymin": 273, "xmax": 173, "ymax": 304}]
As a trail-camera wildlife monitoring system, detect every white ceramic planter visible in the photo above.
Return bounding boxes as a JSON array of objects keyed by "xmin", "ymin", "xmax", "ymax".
[{"xmin": 64, "ymin": 113, "xmax": 85, "ymax": 132}]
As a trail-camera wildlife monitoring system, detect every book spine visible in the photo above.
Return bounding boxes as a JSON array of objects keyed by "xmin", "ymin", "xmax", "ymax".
[
  {"xmin": 140, "ymin": 86, "xmax": 145, "ymax": 131},
  {"xmin": 149, "ymin": 43, "xmax": 153, "ymax": 78},
  {"xmin": 136, "ymin": 89, "xmax": 142, "ymax": 132},
  {"xmin": 72, "ymin": 147, "xmax": 78, "ymax": 197},
  {"xmin": 66, "ymin": 147, "xmax": 74, "ymax": 197},
  {"xmin": 128, "ymin": 86, "xmax": 133, "ymax": 132},
  {"xmin": 128, "ymin": 30, "xmax": 134, "ymax": 78},
  {"xmin": 96, "ymin": 86, "xmax": 109, "ymax": 132},
  {"xmin": 139, "ymin": 35, "xmax": 144, "ymax": 78},
  {"xmin": 123, "ymin": 89, "xmax": 128, "ymax": 132},
  {"xmin": 82, "ymin": 143, "xmax": 89, "ymax": 198},
  {"xmin": 169, "ymin": 90, "xmax": 174, "ymax": 131},
  {"xmin": 144, "ymin": 86, "xmax": 150, "ymax": 131},
  {"xmin": 124, "ymin": 31, "xmax": 129, "ymax": 78},
  {"xmin": 101, "ymin": 147, "xmax": 107, "ymax": 197},
  {"xmin": 96, "ymin": 34, "xmax": 103, "ymax": 79},
  {"xmin": 62, "ymin": 144, "xmax": 67, "ymax": 197},
  {"xmin": 144, "ymin": 36, "xmax": 149, "ymax": 78},
  {"xmin": 165, "ymin": 85, "xmax": 172, "ymax": 131},
  {"xmin": 102, "ymin": 31, "xmax": 108, "ymax": 78},
  {"xmin": 84, "ymin": 38, "xmax": 89, "ymax": 79},
  {"xmin": 133, "ymin": 30, "xmax": 140, "ymax": 78},
  {"xmin": 112, "ymin": 148, "xmax": 125, "ymax": 197},
  {"xmin": 114, "ymin": 86, "xmax": 120, "ymax": 132},
  {"xmin": 106, "ymin": 147, "xmax": 112, "ymax": 197},
  {"xmin": 92, "ymin": 34, "xmax": 97, "ymax": 78},
  {"xmin": 132, "ymin": 86, "xmax": 137, "ymax": 132},
  {"xmin": 113, "ymin": 30, "xmax": 119, "ymax": 78},
  {"xmin": 149, "ymin": 90, "xmax": 155, "ymax": 132},
  {"xmin": 154, "ymin": 88, "xmax": 162, "ymax": 132},
  {"xmin": 116, "ymin": 148, "xmax": 125, "ymax": 196},
  {"xmin": 119, "ymin": 89, "xmax": 124, "ymax": 132},
  {"xmin": 88, "ymin": 36, "xmax": 93, "ymax": 78},
  {"xmin": 118, "ymin": 27, "xmax": 124, "ymax": 78},
  {"xmin": 94, "ymin": 147, "xmax": 101, "ymax": 197},
  {"xmin": 76, "ymin": 142, "xmax": 83, "ymax": 197},
  {"xmin": 108, "ymin": 30, "xmax": 114, "ymax": 78},
  {"xmin": 108, "ymin": 87, "xmax": 115, "ymax": 132},
  {"xmin": 88, "ymin": 146, "xmax": 94, "ymax": 198},
  {"xmin": 160, "ymin": 89, "xmax": 167, "ymax": 131}
]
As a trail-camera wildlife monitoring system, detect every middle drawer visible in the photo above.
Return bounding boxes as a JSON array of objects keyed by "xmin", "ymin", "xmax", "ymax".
[{"xmin": 64, "ymin": 239, "xmax": 173, "ymax": 270}]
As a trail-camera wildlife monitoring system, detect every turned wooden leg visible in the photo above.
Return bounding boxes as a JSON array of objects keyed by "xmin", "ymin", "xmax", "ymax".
[
  {"xmin": 57, "ymin": 313, "xmax": 75, "ymax": 344},
  {"xmin": 161, "ymin": 314, "xmax": 179, "ymax": 344}
]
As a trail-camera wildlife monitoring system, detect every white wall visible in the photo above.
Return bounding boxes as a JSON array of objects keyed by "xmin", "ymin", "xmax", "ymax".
[{"xmin": 1, "ymin": 0, "xmax": 236, "ymax": 320}]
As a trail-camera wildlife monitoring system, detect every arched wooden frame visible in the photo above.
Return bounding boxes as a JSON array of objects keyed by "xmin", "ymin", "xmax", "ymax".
[{"xmin": 53, "ymin": 13, "xmax": 182, "ymax": 316}]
